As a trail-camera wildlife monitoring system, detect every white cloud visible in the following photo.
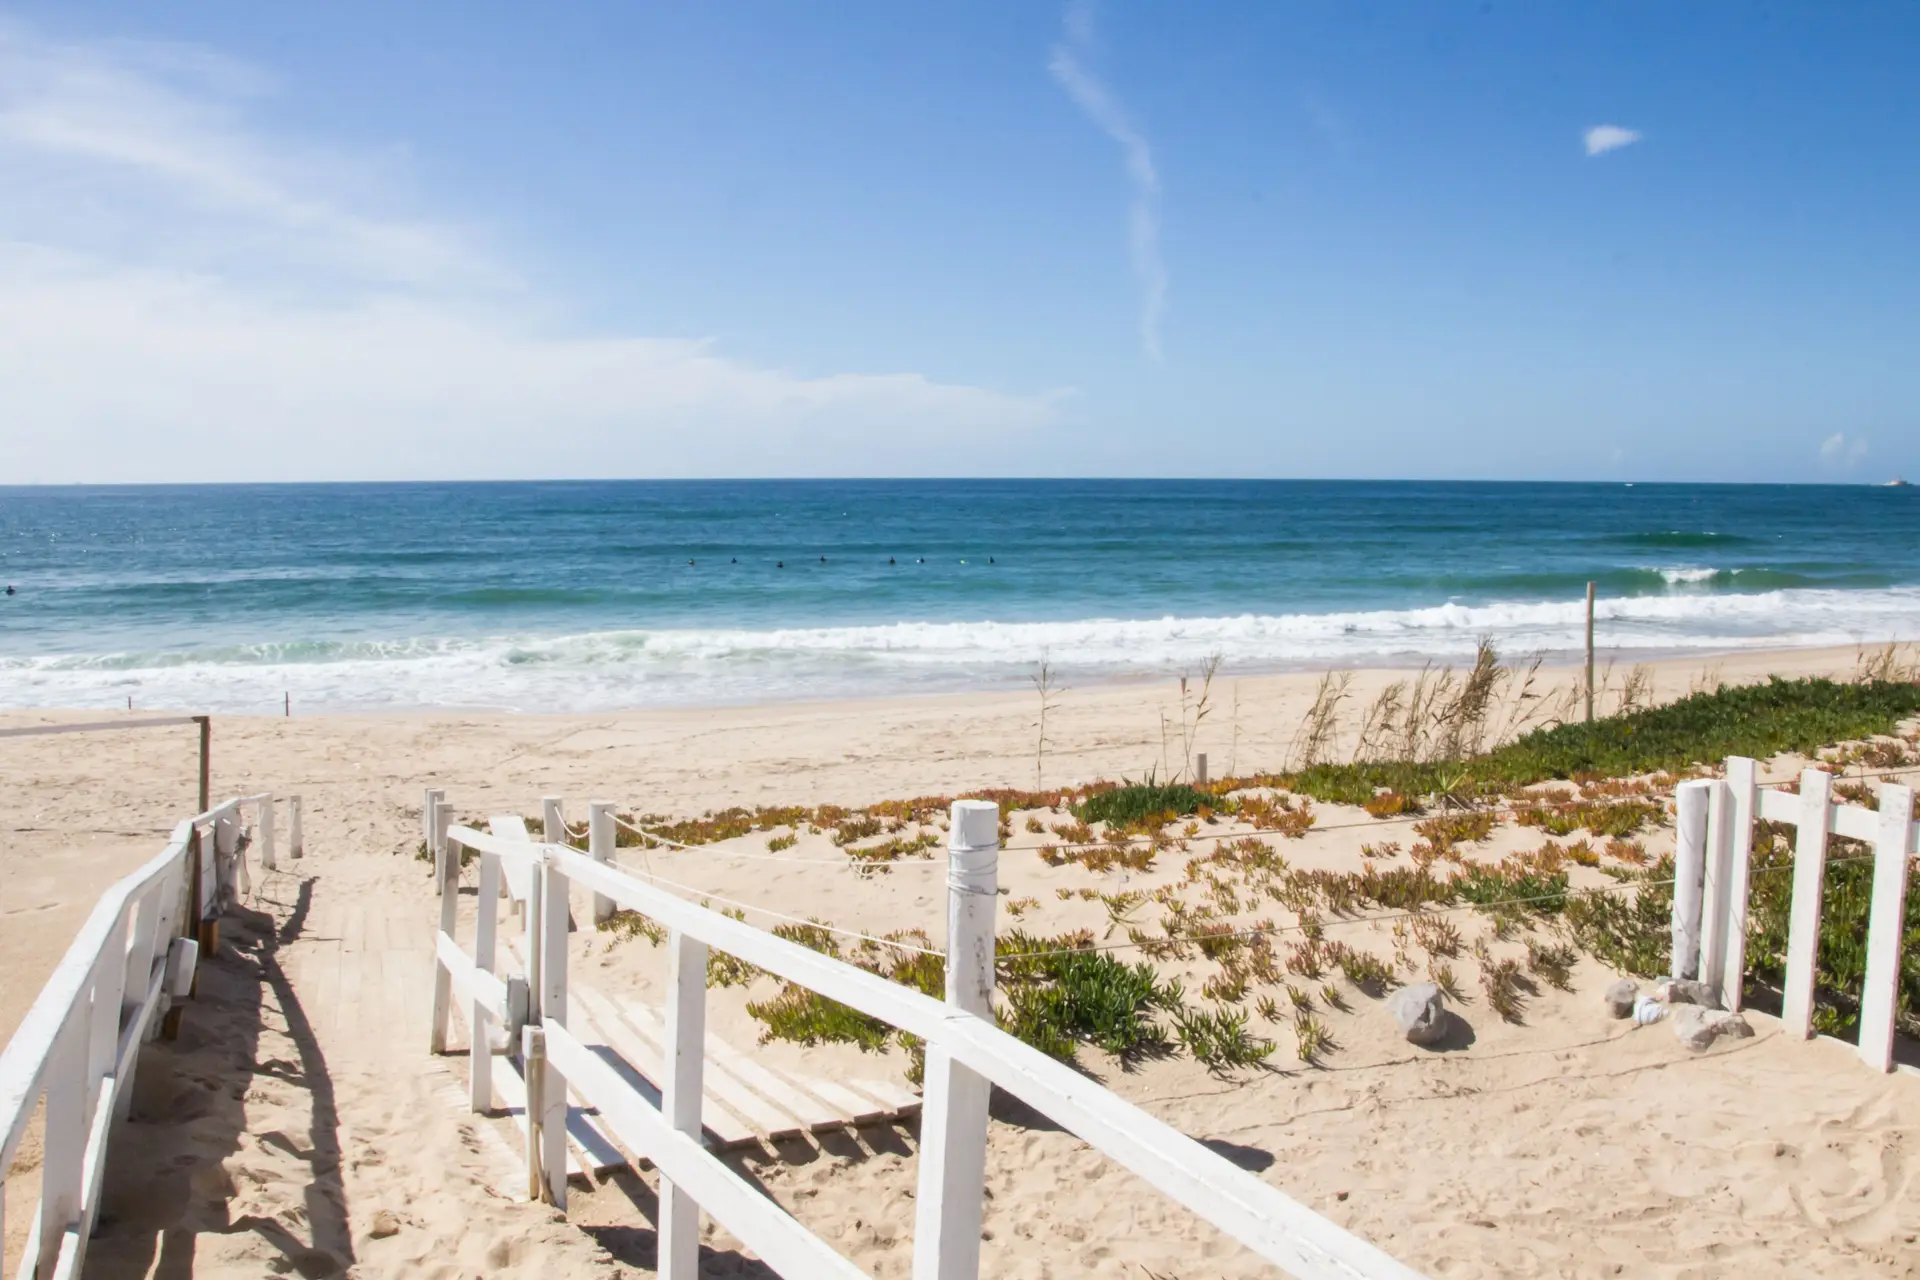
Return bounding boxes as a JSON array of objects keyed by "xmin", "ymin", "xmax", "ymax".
[
  {"xmin": 1583, "ymin": 124, "xmax": 1642, "ymax": 157},
  {"xmin": 0, "ymin": 21, "xmax": 1068, "ymax": 482},
  {"xmin": 1819, "ymin": 432, "xmax": 1869, "ymax": 468},
  {"xmin": 1049, "ymin": 0, "xmax": 1166, "ymax": 361}
]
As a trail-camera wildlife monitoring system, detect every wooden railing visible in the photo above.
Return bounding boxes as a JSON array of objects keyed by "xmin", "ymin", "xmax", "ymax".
[
  {"xmin": 1671, "ymin": 759, "xmax": 1918, "ymax": 1071},
  {"xmin": 0, "ymin": 790, "xmax": 285, "ymax": 1280},
  {"xmin": 431, "ymin": 799, "xmax": 1425, "ymax": 1280}
]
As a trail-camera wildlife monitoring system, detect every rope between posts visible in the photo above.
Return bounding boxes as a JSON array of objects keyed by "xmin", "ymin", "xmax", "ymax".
[{"xmin": 610, "ymin": 810, "xmax": 943, "ymax": 867}]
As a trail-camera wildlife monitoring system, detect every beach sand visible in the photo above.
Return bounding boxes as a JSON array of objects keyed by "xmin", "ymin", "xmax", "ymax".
[{"xmin": 5, "ymin": 644, "xmax": 1920, "ymax": 1277}]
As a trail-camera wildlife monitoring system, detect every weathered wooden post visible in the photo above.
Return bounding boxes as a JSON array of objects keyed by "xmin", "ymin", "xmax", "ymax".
[
  {"xmin": 1858, "ymin": 782, "xmax": 1914, "ymax": 1072},
  {"xmin": 429, "ymin": 829, "xmax": 461, "ymax": 1055},
  {"xmin": 425, "ymin": 788, "xmax": 446, "ymax": 895},
  {"xmin": 258, "ymin": 793, "xmax": 277, "ymax": 872},
  {"xmin": 536, "ymin": 847, "xmax": 571, "ymax": 1207},
  {"xmin": 195, "ymin": 715, "xmax": 211, "ymax": 814},
  {"xmin": 912, "ymin": 799, "xmax": 1000, "ymax": 1280},
  {"xmin": 1700, "ymin": 757, "xmax": 1757, "ymax": 1011},
  {"xmin": 288, "ymin": 794, "xmax": 304, "ymax": 860},
  {"xmin": 1196, "ymin": 752, "xmax": 1208, "ymax": 786},
  {"xmin": 1584, "ymin": 582, "xmax": 1596, "ymax": 723},
  {"xmin": 1670, "ymin": 779, "xmax": 1711, "ymax": 980},
  {"xmin": 542, "ymin": 796, "xmax": 566, "ymax": 845},
  {"xmin": 472, "ymin": 847, "xmax": 500, "ymax": 1112},
  {"xmin": 1781, "ymin": 768, "xmax": 1833, "ymax": 1038},
  {"xmin": 660, "ymin": 925, "xmax": 709, "ymax": 1279},
  {"xmin": 588, "ymin": 801, "xmax": 617, "ymax": 925}
]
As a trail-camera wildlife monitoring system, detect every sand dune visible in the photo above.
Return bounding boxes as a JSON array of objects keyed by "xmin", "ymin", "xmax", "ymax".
[{"xmin": 5, "ymin": 646, "xmax": 1919, "ymax": 1277}]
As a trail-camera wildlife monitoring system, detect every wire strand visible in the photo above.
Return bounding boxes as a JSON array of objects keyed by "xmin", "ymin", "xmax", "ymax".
[{"xmin": 607, "ymin": 855, "xmax": 945, "ymax": 956}]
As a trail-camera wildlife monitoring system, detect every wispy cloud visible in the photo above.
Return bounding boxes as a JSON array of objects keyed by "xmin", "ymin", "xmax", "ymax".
[
  {"xmin": 1819, "ymin": 432, "xmax": 1869, "ymax": 468},
  {"xmin": 0, "ymin": 20, "xmax": 1067, "ymax": 481},
  {"xmin": 1048, "ymin": 0, "xmax": 1165, "ymax": 361},
  {"xmin": 1583, "ymin": 124, "xmax": 1642, "ymax": 157}
]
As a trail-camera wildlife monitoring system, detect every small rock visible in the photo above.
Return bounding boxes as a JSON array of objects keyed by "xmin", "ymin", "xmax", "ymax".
[
  {"xmin": 1388, "ymin": 982, "xmax": 1448, "ymax": 1046},
  {"xmin": 369, "ymin": 1209, "xmax": 402, "ymax": 1239},
  {"xmin": 1602, "ymin": 979, "xmax": 1639, "ymax": 1018},
  {"xmin": 1710, "ymin": 1010, "xmax": 1754, "ymax": 1040},
  {"xmin": 1653, "ymin": 977, "xmax": 1722, "ymax": 1009},
  {"xmin": 1671, "ymin": 1005, "xmax": 1719, "ymax": 1050},
  {"xmin": 1671, "ymin": 1005, "xmax": 1752, "ymax": 1050}
]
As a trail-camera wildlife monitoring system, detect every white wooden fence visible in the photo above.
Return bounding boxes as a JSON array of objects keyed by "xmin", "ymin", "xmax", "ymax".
[
  {"xmin": 428, "ymin": 795, "xmax": 1424, "ymax": 1280},
  {"xmin": 0, "ymin": 792, "xmax": 283, "ymax": 1280},
  {"xmin": 1671, "ymin": 758, "xmax": 1918, "ymax": 1071}
]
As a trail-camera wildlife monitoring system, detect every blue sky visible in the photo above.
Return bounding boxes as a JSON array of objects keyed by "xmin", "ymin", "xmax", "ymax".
[{"xmin": 2, "ymin": 1, "xmax": 1915, "ymax": 483}]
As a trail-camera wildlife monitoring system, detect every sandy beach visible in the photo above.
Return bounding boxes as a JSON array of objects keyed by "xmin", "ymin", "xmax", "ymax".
[{"xmin": 6, "ymin": 644, "xmax": 1920, "ymax": 1277}]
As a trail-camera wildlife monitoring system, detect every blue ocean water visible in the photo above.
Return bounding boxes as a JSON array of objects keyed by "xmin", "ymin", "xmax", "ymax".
[{"xmin": 2, "ymin": 480, "xmax": 1917, "ymax": 712}]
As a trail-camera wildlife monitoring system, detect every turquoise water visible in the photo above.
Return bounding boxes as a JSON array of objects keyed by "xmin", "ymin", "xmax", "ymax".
[{"xmin": 2, "ymin": 480, "xmax": 1917, "ymax": 711}]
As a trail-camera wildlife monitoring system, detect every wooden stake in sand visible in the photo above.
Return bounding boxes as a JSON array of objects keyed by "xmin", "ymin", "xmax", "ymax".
[{"xmin": 1585, "ymin": 581, "xmax": 1596, "ymax": 723}]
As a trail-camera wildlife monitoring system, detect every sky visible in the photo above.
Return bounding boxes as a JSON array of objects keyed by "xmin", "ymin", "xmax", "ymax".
[{"xmin": 1, "ymin": 1, "xmax": 1916, "ymax": 484}]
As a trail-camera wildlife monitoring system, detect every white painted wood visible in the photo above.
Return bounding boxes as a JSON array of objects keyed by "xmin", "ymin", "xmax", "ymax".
[
  {"xmin": 84, "ymin": 924, "xmax": 128, "ymax": 1104},
  {"xmin": 424, "ymin": 787, "xmax": 445, "ymax": 851},
  {"xmin": 537, "ymin": 858, "xmax": 572, "ymax": 1207},
  {"xmin": 588, "ymin": 801, "xmax": 617, "ymax": 925},
  {"xmin": 542, "ymin": 796, "xmax": 566, "ymax": 844},
  {"xmin": 488, "ymin": 814, "xmax": 537, "ymax": 906},
  {"xmin": 1671, "ymin": 779, "xmax": 1711, "ymax": 980},
  {"xmin": 542, "ymin": 1020, "xmax": 869, "ymax": 1279},
  {"xmin": 37, "ymin": 1010, "xmax": 88, "ymax": 1280},
  {"xmin": 433, "ymin": 802, "xmax": 454, "ymax": 900},
  {"xmin": 1759, "ymin": 785, "xmax": 1902, "ymax": 845},
  {"xmin": 1858, "ymin": 783, "xmax": 1914, "ymax": 1073},
  {"xmin": 473, "ymin": 849, "xmax": 501, "ymax": 1111},
  {"xmin": 913, "ymin": 799, "xmax": 999, "ymax": 1280},
  {"xmin": 616, "ymin": 995, "xmax": 814, "ymax": 1139},
  {"xmin": 289, "ymin": 794, "xmax": 304, "ymax": 859},
  {"xmin": 661, "ymin": 930, "xmax": 708, "ymax": 1280},
  {"xmin": 430, "ymin": 829, "xmax": 461, "ymax": 1054},
  {"xmin": 1718, "ymin": 757, "xmax": 1758, "ymax": 1012},
  {"xmin": 257, "ymin": 792, "xmax": 277, "ymax": 871},
  {"xmin": 1781, "ymin": 769, "xmax": 1833, "ymax": 1038},
  {"xmin": 568, "ymin": 987, "xmax": 757, "ymax": 1147},
  {"xmin": 458, "ymin": 831, "xmax": 1427, "ymax": 1276},
  {"xmin": 521, "ymin": 1026, "xmax": 555, "ymax": 1202},
  {"xmin": 433, "ymin": 931, "xmax": 510, "ymax": 1025},
  {"xmin": 1699, "ymin": 777, "xmax": 1733, "ymax": 995}
]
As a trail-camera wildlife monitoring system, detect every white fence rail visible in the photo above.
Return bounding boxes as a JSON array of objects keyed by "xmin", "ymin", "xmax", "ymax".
[
  {"xmin": 428, "ymin": 794, "xmax": 1423, "ymax": 1280},
  {"xmin": 1672, "ymin": 758, "xmax": 1918, "ymax": 1071},
  {"xmin": 0, "ymin": 791, "xmax": 283, "ymax": 1280}
]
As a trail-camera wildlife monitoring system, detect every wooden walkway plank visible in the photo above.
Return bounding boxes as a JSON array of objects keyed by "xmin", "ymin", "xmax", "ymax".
[{"xmin": 569, "ymin": 985, "xmax": 758, "ymax": 1149}]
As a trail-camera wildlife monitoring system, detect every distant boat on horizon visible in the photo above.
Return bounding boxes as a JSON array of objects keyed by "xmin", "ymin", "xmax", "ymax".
[{"xmin": 1885, "ymin": 477, "xmax": 1912, "ymax": 487}]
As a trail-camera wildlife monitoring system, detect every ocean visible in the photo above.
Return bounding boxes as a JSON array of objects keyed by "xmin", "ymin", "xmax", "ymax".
[{"xmin": 2, "ymin": 480, "xmax": 1917, "ymax": 713}]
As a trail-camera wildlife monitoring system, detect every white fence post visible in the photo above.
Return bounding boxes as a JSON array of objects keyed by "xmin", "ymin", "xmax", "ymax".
[
  {"xmin": 537, "ymin": 853, "xmax": 571, "ymax": 1208},
  {"xmin": 1671, "ymin": 779, "xmax": 1711, "ymax": 980},
  {"xmin": 588, "ymin": 801, "xmax": 617, "ymax": 925},
  {"xmin": 430, "ymin": 828, "xmax": 460, "ymax": 1055},
  {"xmin": 542, "ymin": 796, "xmax": 566, "ymax": 845},
  {"xmin": 38, "ymin": 1008, "xmax": 88, "ymax": 1277},
  {"xmin": 660, "ymin": 929, "xmax": 709, "ymax": 1279},
  {"xmin": 1780, "ymin": 769, "xmax": 1833, "ymax": 1038},
  {"xmin": 472, "ymin": 848, "xmax": 500, "ymax": 1112},
  {"xmin": 425, "ymin": 788, "xmax": 446, "ymax": 896},
  {"xmin": 258, "ymin": 793, "xmax": 277, "ymax": 872},
  {"xmin": 1858, "ymin": 782, "xmax": 1914, "ymax": 1072},
  {"xmin": 289, "ymin": 794, "xmax": 304, "ymax": 860},
  {"xmin": 912, "ymin": 799, "xmax": 1000, "ymax": 1280},
  {"xmin": 1702, "ymin": 757, "xmax": 1758, "ymax": 1011},
  {"xmin": 1719, "ymin": 756, "xmax": 1758, "ymax": 1012}
]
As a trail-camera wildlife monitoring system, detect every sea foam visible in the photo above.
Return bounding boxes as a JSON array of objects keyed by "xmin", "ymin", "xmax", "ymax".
[{"xmin": 5, "ymin": 586, "xmax": 1916, "ymax": 713}]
